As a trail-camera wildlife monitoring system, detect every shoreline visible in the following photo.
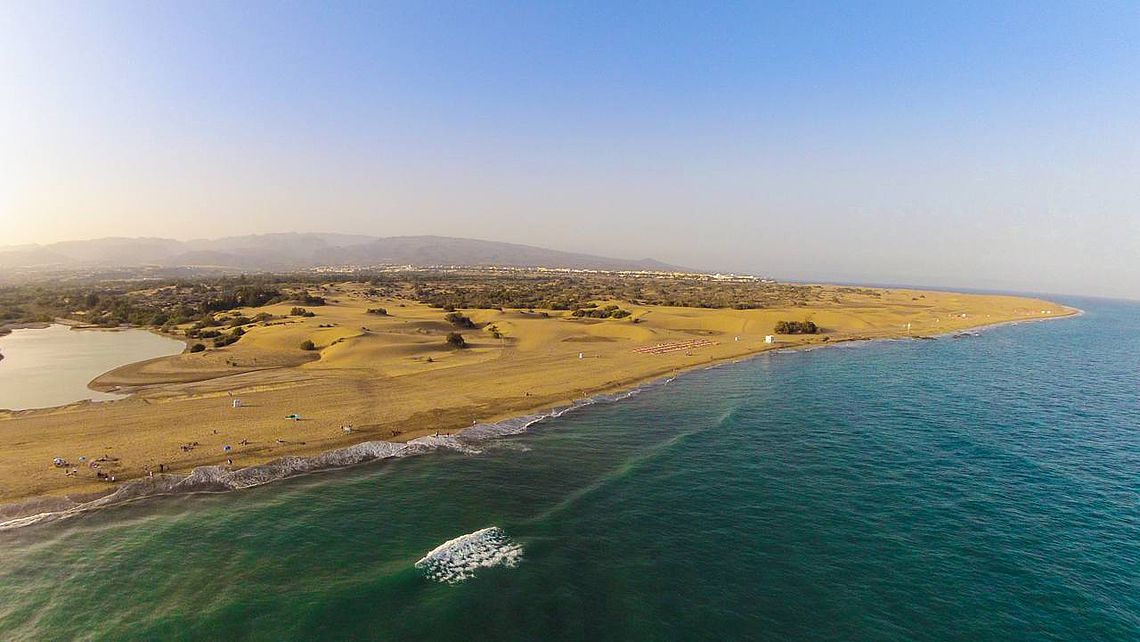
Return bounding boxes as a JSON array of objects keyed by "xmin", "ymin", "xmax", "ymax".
[
  {"xmin": 0, "ymin": 307, "xmax": 1081, "ymax": 532},
  {"xmin": 0, "ymin": 322, "xmax": 189, "ymax": 412},
  {"xmin": 0, "ymin": 321, "xmax": 53, "ymax": 340}
]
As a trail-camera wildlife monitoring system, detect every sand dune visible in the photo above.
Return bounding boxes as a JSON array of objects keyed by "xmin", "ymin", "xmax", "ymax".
[{"xmin": 0, "ymin": 283, "xmax": 1074, "ymax": 506}]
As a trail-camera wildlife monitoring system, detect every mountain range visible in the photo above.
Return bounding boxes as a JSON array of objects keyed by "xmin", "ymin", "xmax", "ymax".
[{"xmin": 0, "ymin": 234, "xmax": 689, "ymax": 273}]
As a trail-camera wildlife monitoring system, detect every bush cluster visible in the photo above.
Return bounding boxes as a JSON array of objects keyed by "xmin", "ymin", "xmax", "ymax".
[
  {"xmin": 213, "ymin": 328, "xmax": 244, "ymax": 347},
  {"xmin": 296, "ymin": 293, "xmax": 326, "ymax": 306},
  {"xmin": 571, "ymin": 305, "xmax": 631, "ymax": 319},
  {"xmin": 444, "ymin": 312, "xmax": 476, "ymax": 328},
  {"xmin": 774, "ymin": 320, "xmax": 819, "ymax": 334}
]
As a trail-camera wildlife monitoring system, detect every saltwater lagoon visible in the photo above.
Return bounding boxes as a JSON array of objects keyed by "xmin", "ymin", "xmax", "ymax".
[{"xmin": 0, "ymin": 324, "xmax": 184, "ymax": 410}]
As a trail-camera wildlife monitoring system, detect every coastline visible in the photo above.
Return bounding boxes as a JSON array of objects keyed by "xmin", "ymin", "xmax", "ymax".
[
  {"xmin": 0, "ymin": 306, "xmax": 1080, "ymax": 531},
  {"xmin": 0, "ymin": 321, "xmax": 53, "ymax": 339}
]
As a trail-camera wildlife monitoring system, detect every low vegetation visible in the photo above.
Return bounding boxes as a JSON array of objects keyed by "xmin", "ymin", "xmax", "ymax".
[
  {"xmin": 0, "ymin": 268, "xmax": 870, "ymax": 340},
  {"xmin": 774, "ymin": 320, "xmax": 819, "ymax": 334},
  {"xmin": 0, "ymin": 279, "xmax": 283, "ymax": 329},
  {"xmin": 444, "ymin": 312, "xmax": 476, "ymax": 328},
  {"xmin": 213, "ymin": 328, "xmax": 244, "ymax": 347},
  {"xmin": 391, "ymin": 270, "xmax": 831, "ymax": 311},
  {"xmin": 445, "ymin": 332, "xmax": 467, "ymax": 348},
  {"xmin": 295, "ymin": 293, "xmax": 326, "ymax": 306},
  {"xmin": 571, "ymin": 304, "xmax": 631, "ymax": 319}
]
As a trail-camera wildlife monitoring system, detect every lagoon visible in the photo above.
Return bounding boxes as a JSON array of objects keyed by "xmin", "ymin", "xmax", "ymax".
[{"xmin": 0, "ymin": 324, "xmax": 184, "ymax": 410}]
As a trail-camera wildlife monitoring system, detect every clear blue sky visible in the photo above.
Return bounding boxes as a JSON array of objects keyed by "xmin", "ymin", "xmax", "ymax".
[{"xmin": 2, "ymin": 1, "xmax": 1137, "ymax": 298}]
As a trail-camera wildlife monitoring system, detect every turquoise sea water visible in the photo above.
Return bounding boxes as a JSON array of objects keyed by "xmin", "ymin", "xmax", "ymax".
[{"xmin": 0, "ymin": 297, "xmax": 1136, "ymax": 641}]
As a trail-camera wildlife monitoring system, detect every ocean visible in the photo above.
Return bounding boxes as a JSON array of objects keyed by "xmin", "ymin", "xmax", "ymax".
[{"xmin": 0, "ymin": 296, "xmax": 1136, "ymax": 641}]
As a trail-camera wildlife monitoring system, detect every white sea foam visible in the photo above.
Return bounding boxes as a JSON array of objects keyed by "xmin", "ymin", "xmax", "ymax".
[
  {"xmin": 415, "ymin": 526, "xmax": 523, "ymax": 584},
  {"xmin": 0, "ymin": 366, "xmax": 701, "ymax": 531}
]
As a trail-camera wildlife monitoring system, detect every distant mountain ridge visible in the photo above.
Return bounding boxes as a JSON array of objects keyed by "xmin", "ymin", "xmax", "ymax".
[{"xmin": 0, "ymin": 234, "xmax": 689, "ymax": 273}]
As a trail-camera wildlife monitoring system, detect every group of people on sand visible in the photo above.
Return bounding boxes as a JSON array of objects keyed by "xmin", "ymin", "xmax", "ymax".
[
  {"xmin": 49, "ymin": 401, "xmax": 331, "ymax": 488},
  {"xmin": 53, "ymin": 454, "xmax": 122, "ymax": 482},
  {"xmin": 49, "ymin": 450, "xmax": 202, "ymax": 485},
  {"xmin": 51, "ymin": 429, "xmax": 265, "ymax": 486},
  {"xmin": 53, "ymin": 459, "xmax": 84, "ymax": 478}
]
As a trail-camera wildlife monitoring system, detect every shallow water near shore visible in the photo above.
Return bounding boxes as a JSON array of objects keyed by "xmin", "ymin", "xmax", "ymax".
[
  {"xmin": 0, "ymin": 297, "xmax": 1137, "ymax": 640},
  {"xmin": 0, "ymin": 324, "xmax": 184, "ymax": 410}
]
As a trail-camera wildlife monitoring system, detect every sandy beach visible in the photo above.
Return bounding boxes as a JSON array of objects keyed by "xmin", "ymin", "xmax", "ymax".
[{"xmin": 0, "ymin": 283, "xmax": 1075, "ymax": 518}]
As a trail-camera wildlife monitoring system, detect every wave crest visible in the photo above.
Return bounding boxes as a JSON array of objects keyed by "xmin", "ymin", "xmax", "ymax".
[{"xmin": 415, "ymin": 526, "xmax": 523, "ymax": 584}]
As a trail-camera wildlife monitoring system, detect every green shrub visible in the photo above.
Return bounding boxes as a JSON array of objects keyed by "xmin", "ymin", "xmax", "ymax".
[
  {"xmin": 189, "ymin": 343, "xmax": 206, "ymax": 353},
  {"xmin": 298, "ymin": 293, "xmax": 326, "ymax": 306},
  {"xmin": 300, "ymin": 339, "xmax": 317, "ymax": 351},
  {"xmin": 445, "ymin": 312, "xmax": 476, "ymax": 328},
  {"xmin": 571, "ymin": 305, "xmax": 631, "ymax": 319},
  {"xmin": 445, "ymin": 332, "xmax": 467, "ymax": 348},
  {"xmin": 774, "ymin": 320, "xmax": 819, "ymax": 334}
]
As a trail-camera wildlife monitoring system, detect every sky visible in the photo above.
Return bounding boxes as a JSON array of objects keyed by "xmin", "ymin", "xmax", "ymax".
[{"xmin": 1, "ymin": 1, "xmax": 1138, "ymax": 299}]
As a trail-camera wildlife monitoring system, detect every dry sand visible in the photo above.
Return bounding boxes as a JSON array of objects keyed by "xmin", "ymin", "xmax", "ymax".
[{"xmin": 0, "ymin": 284, "xmax": 1075, "ymax": 507}]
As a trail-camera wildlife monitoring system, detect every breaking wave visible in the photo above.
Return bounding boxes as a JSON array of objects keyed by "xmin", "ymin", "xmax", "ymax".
[
  {"xmin": 0, "ymin": 380, "xmax": 673, "ymax": 531},
  {"xmin": 415, "ymin": 526, "xmax": 523, "ymax": 584}
]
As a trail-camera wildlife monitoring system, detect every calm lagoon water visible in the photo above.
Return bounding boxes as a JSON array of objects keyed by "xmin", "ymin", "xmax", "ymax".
[
  {"xmin": 0, "ymin": 298, "xmax": 1136, "ymax": 641},
  {"xmin": 0, "ymin": 324, "xmax": 184, "ymax": 410}
]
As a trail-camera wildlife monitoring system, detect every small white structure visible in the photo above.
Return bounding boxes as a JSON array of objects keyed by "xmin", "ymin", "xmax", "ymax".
[
  {"xmin": 232, "ymin": 398, "xmax": 242, "ymax": 409},
  {"xmin": 579, "ymin": 352, "xmax": 584, "ymax": 359},
  {"xmin": 764, "ymin": 335, "xmax": 775, "ymax": 344}
]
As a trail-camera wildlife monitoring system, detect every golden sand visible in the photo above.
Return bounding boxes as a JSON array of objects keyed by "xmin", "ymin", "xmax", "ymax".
[{"xmin": 0, "ymin": 284, "xmax": 1074, "ymax": 505}]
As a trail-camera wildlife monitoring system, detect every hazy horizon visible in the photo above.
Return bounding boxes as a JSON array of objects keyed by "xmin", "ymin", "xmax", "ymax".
[{"xmin": 3, "ymin": 2, "xmax": 1138, "ymax": 299}]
